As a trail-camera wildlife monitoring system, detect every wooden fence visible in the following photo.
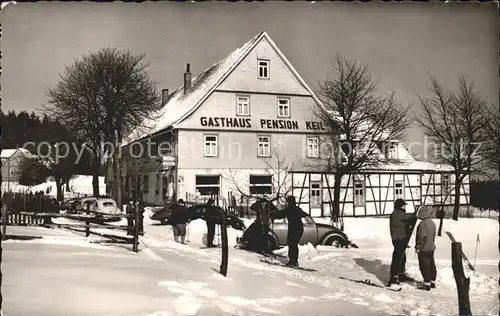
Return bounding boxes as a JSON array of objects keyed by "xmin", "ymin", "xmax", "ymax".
[{"xmin": 1, "ymin": 192, "xmax": 142, "ymax": 252}]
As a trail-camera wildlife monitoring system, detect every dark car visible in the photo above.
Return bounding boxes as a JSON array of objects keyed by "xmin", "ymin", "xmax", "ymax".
[
  {"xmin": 149, "ymin": 203, "xmax": 246, "ymax": 231},
  {"xmin": 272, "ymin": 216, "xmax": 351, "ymax": 247}
]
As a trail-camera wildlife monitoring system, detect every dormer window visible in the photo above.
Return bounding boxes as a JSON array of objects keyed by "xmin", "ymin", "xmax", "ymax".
[
  {"xmin": 258, "ymin": 59, "xmax": 269, "ymax": 79},
  {"xmin": 385, "ymin": 142, "xmax": 398, "ymax": 159}
]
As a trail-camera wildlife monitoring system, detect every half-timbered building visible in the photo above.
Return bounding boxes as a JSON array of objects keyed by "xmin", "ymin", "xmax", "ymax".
[{"xmin": 116, "ymin": 31, "xmax": 470, "ymax": 217}]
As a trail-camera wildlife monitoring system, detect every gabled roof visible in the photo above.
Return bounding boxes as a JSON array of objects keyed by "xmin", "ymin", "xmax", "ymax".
[
  {"xmin": 1, "ymin": 148, "xmax": 31, "ymax": 159},
  {"xmin": 123, "ymin": 31, "xmax": 324, "ymax": 146}
]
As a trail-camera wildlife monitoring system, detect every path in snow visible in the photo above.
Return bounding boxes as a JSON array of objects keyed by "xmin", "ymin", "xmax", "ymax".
[{"xmin": 2, "ymin": 226, "xmax": 378, "ymax": 316}]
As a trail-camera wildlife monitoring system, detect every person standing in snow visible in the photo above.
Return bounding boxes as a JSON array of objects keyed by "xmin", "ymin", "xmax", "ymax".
[
  {"xmin": 204, "ymin": 198, "xmax": 217, "ymax": 247},
  {"xmin": 270, "ymin": 196, "xmax": 309, "ymax": 267},
  {"xmin": 137, "ymin": 199, "xmax": 145, "ymax": 236},
  {"xmin": 414, "ymin": 205, "xmax": 437, "ymax": 291},
  {"xmin": 388, "ymin": 198, "xmax": 417, "ymax": 286},
  {"xmin": 125, "ymin": 199, "xmax": 135, "ymax": 235},
  {"xmin": 167, "ymin": 199, "xmax": 188, "ymax": 244}
]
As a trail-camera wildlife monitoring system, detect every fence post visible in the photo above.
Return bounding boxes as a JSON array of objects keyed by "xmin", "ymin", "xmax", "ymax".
[
  {"xmin": 1, "ymin": 205, "xmax": 6, "ymax": 241},
  {"xmin": 133, "ymin": 201, "xmax": 139, "ymax": 253},
  {"xmin": 85, "ymin": 203, "xmax": 90, "ymax": 238},
  {"xmin": 451, "ymin": 242, "xmax": 472, "ymax": 316}
]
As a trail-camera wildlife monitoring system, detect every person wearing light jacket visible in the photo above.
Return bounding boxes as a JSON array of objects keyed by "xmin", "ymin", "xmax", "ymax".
[{"xmin": 415, "ymin": 205, "xmax": 437, "ymax": 291}]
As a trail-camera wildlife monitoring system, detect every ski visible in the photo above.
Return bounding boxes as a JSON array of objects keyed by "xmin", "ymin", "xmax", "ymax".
[
  {"xmin": 259, "ymin": 251, "xmax": 288, "ymax": 259},
  {"xmin": 199, "ymin": 245, "xmax": 221, "ymax": 249},
  {"xmin": 444, "ymin": 231, "xmax": 476, "ymax": 271},
  {"xmin": 260, "ymin": 258, "xmax": 317, "ymax": 272},
  {"xmin": 339, "ymin": 276, "xmax": 402, "ymax": 292}
]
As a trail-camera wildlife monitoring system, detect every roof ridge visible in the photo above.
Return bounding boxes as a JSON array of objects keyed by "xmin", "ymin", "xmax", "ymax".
[{"xmin": 123, "ymin": 31, "xmax": 266, "ymax": 145}]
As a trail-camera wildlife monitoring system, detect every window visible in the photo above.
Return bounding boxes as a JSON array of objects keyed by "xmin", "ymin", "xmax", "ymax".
[
  {"xmin": 385, "ymin": 143, "xmax": 398, "ymax": 159},
  {"xmin": 142, "ymin": 175, "xmax": 149, "ymax": 193},
  {"xmin": 257, "ymin": 59, "xmax": 269, "ymax": 79},
  {"xmin": 195, "ymin": 175, "xmax": 220, "ymax": 196},
  {"xmin": 204, "ymin": 135, "xmax": 218, "ymax": 157},
  {"xmin": 236, "ymin": 96, "xmax": 250, "ymax": 116},
  {"xmin": 249, "ymin": 175, "xmax": 272, "ymax": 195},
  {"xmin": 354, "ymin": 181, "xmax": 365, "ymax": 205},
  {"xmin": 307, "ymin": 137, "xmax": 319, "ymax": 158},
  {"xmin": 310, "ymin": 182, "xmax": 322, "ymax": 207},
  {"xmin": 442, "ymin": 174, "xmax": 450, "ymax": 195},
  {"xmin": 155, "ymin": 174, "xmax": 160, "ymax": 195},
  {"xmin": 257, "ymin": 136, "xmax": 271, "ymax": 157},
  {"xmin": 277, "ymin": 98, "xmax": 290, "ymax": 118},
  {"xmin": 394, "ymin": 181, "xmax": 404, "ymax": 200}
]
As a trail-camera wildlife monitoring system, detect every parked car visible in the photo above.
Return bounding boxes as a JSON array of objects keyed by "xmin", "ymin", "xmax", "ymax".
[
  {"xmin": 60, "ymin": 198, "xmax": 80, "ymax": 213},
  {"xmin": 272, "ymin": 216, "xmax": 351, "ymax": 247},
  {"xmin": 149, "ymin": 203, "xmax": 246, "ymax": 231},
  {"xmin": 91, "ymin": 198, "xmax": 121, "ymax": 215},
  {"xmin": 149, "ymin": 203, "xmax": 174, "ymax": 224},
  {"xmin": 76, "ymin": 197, "xmax": 98, "ymax": 213},
  {"xmin": 237, "ymin": 216, "xmax": 355, "ymax": 250}
]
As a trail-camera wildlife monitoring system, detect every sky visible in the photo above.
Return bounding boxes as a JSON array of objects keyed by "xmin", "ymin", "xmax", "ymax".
[{"xmin": 1, "ymin": 1, "xmax": 498, "ymax": 159}]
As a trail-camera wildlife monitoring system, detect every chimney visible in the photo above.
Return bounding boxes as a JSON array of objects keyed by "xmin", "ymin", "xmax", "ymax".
[
  {"xmin": 161, "ymin": 89, "xmax": 169, "ymax": 106},
  {"xmin": 184, "ymin": 63, "xmax": 191, "ymax": 94}
]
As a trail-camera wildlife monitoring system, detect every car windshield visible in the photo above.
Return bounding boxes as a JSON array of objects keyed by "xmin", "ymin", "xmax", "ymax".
[
  {"xmin": 302, "ymin": 216, "xmax": 315, "ymax": 226},
  {"xmin": 102, "ymin": 202, "xmax": 114, "ymax": 207}
]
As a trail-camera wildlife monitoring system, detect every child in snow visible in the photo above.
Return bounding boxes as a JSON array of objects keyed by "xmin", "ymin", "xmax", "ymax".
[{"xmin": 415, "ymin": 205, "xmax": 437, "ymax": 291}]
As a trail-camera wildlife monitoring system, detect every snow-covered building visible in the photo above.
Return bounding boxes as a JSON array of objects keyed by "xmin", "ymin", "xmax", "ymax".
[{"xmin": 118, "ymin": 31, "xmax": 470, "ymax": 216}]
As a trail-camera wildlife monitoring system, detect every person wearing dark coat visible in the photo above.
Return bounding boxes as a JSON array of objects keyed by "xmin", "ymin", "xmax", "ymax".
[
  {"xmin": 270, "ymin": 196, "xmax": 309, "ymax": 267},
  {"xmin": 249, "ymin": 198, "xmax": 274, "ymax": 253},
  {"xmin": 388, "ymin": 198, "xmax": 417, "ymax": 286},
  {"xmin": 204, "ymin": 198, "xmax": 217, "ymax": 247},
  {"xmin": 137, "ymin": 200, "xmax": 145, "ymax": 235},
  {"xmin": 167, "ymin": 199, "xmax": 188, "ymax": 244},
  {"xmin": 125, "ymin": 199, "xmax": 135, "ymax": 236}
]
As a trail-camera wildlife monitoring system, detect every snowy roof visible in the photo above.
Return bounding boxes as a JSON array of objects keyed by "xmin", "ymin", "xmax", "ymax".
[
  {"xmin": 123, "ymin": 31, "xmax": 325, "ymax": 146},
  {"xmin": 1, "ymin": 148, "xmax": 32, "ymax": 159},
  {"xmin": 123, "ymin": 32, "xmax": 264, "ymax": 145}
]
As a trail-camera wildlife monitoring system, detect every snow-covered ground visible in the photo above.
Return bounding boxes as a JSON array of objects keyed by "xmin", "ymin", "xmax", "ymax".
[
  {"xmin": 1, "ymin": 175, "xmax": 106, "ymax": 198},
  {"xmin": 3, "ymin": 208, "xmax": 498, "ymax": 316}
]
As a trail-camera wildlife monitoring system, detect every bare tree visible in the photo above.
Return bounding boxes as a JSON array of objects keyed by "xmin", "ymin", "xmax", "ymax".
[
  {"xmin": 223, "ymin": 147, "xmax": 295, "ymax": 206},
  {"xmin": 481, "ymin": 106, "xmax": 500, "ymax": 178},
  {"xmin": 44, "ymin": 48, "xmax": 162, "ymax": 208},
  {"xmin": 415, "ymin": 74, "xmax": 489, "ymax": 221},
  {"xmin": 314, "ymin": 56, "xmax": 411, "ymax": 222}
]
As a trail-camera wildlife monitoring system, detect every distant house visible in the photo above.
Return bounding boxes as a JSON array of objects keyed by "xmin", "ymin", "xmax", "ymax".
[{"xmin": 1, "ymin": 148, "xmax": 32, "ymax": 183}]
